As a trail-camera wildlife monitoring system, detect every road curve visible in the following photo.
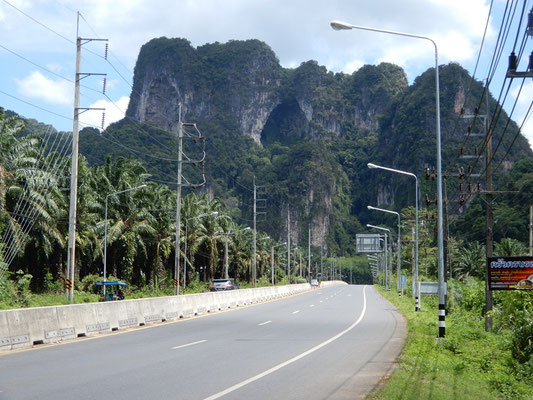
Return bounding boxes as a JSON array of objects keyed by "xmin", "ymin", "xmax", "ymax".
[{"xmin": 0, "ymin": 285, "xmax": 405, "ymax": 400}]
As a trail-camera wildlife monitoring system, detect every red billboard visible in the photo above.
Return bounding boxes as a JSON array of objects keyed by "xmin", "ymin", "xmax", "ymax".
[{"xmin": 487, "ymin": 256, "xmax": 533, "ymax": 290}]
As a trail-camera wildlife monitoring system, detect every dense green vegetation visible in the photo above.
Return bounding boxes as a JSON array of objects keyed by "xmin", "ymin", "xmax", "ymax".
[{"xmin": 370, "ymin": 279, "xmax": 533, "ymax": 400}]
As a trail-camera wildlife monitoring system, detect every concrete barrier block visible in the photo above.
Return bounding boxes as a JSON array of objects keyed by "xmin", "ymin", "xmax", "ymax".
[{"xmin": 6, "ymin": 306, "xmax": 59, "ymax": 347}]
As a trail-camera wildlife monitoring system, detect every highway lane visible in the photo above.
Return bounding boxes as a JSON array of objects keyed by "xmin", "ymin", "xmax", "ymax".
[{"xmin": 0, "ymin": 284, "xmax": 405, "ymax": 400}]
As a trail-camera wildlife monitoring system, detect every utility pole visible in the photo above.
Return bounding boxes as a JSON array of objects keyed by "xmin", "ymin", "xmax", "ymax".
[
  {"xmin": 253, "ymin": 177, "xmax": 257, "ymax": 288},
  {"xmin": 225, "ymin": 234, "xmax": 229, "ymax": 279},
  {"xmin": 287, "ymin": 206, "xmax": 291, "ymax": 283},
  {"xmin": 66, "ymin": 14, "xmax": 106, "ymax": 302},
  {"xmin": 308, "ymin": 227, "xmax": 311, "ymax": 279},
  {"xmin": 271, "ymin": 246, "xmax": 275, "ymax": 285},
  {"xmin": 529, "ymin": 204, "xmax": 533, "ymax": 256},
  {"xmin": 174, "ymin": 108, "xmax": 183, "ymax": 295},
  {"xmin": 173, "ymin": 108, "xmax": 206, "ymax": 295},
  {"xmin": 485, "ymin": 110, "xmax": 494, "ymax": 332}
]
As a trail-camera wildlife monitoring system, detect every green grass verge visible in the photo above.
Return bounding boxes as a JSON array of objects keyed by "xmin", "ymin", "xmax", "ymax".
[{"xmin": 368, "ymin": 287, "xmax": 532, "ymax": 400}]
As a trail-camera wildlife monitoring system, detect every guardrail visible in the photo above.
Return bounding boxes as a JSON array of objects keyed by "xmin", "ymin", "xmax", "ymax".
[{"xmin": 0, "ymin": 281, "xmax": 345, "ymax": 351}]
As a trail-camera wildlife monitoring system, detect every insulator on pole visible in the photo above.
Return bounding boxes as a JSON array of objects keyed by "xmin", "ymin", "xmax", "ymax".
[
  {"xmin": 467, "ymin": 126, "xmax": 472, "ymax": 134},
  {"xmin": 105, "ymin": 43, "xmax": 109, "ymax": 60},
  {"xmin": 101, "ymin": 112, "xmax": 105, "ymax": 130},
  {"xmin": 102, "ymin": 78, "xmax": 107, "ymax": 94},
  {"xmin": 529, "ymin": 52, "xmax": 533, "ymax": 71},
  {"xmin": 508, "ymin": 52, "xmax": 518, "ymax": 72},
  {"xmin": 425, "ymin": 167, "xmax": 430, "ymax": 180},
  {"xmin": 459, "ymin": 183, "xmax": 463, "ymax": 192}
]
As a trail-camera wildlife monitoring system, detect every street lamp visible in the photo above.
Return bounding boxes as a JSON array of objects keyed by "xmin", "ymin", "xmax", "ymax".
[
  {"xmin": 103, "ymin": 184, "xmax": 146, "ymax": 296},
  {"xmin": 368, "ymin": 205, "xmax": 402, "ymax": 297},
  {"xmin": 183, "ymin": 211, "xmax": 218, "ymax": 294},
  {"xmin": 368, "ymin": 163, "xmax": 420, "ymax": 309},
  {"xmin": 367, "ymin": 224, "xmax": 391, "ymax": 290},
  {"xmin": 271, "ymin": 242, "xmax": 287, "ymax": 285},
  {"xmin": 332, "ymin": 19, "xmax": 445, "ymax": 336},
  {"xmin": 215, "ymin": 227, "xmax": 250, "ymax": 280}
]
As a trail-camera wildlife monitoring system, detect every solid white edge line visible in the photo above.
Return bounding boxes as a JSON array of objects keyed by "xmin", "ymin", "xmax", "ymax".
[
  {"xmin": 258, "ymin": 320, "xmax": 272, "ymax": 326},
  {"xmin": 292, "ymin": 310, "xmax": 300, "ymax": 314},
  {"xmin": 171, "ymin": 340, "xmax": 207, "ymax": 350},
  {"xmin": 202, "ymin": 285, "xmax": 368, "ymax": 400}
]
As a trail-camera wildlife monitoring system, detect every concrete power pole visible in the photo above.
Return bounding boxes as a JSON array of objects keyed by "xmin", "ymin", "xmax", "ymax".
[
  {"xmin": 529, "ymin": 205, "xmax": 533, "ymax": 256},
  {"xmin": 287, "ymin": 206, "xmax": 291, "ymax": 283},
  {"xmin": 485, "ymin": 93, "xmax": 494, "ymax": 332},
  {"xmin": 66, "ymin": 15, "xmax": 106, "ymax": 302},
  {"xmin": 253, "ymin": 177, "xmax": 257, "ymax": 288},
  {"xmin": 174, "ymin": 108, "xmax": 183, "ymax": 295},
  {"xmin": 308, "ymin": 227, "xmax": 311, "ymax": 279}
]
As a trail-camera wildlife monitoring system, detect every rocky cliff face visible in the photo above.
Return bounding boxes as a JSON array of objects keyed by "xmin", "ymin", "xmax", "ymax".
[{"xmin": 125, "ymin": 38, "xmax": 409, "ymax": 249}]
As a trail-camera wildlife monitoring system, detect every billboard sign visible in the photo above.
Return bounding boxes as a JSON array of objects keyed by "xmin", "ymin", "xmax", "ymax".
[
  {"xmin": 356, "ymin": 234, "xmax": 382, "ymax": 253},
  {"xmin": 488, "ymin": 257, "xmax": 533, "ymax": 290}
]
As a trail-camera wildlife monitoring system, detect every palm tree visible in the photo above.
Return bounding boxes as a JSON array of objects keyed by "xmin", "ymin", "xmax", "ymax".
[
  {"xmin": 452, "ymin": 241, "xmax": 485, "ymax": 280},
  {"xmin": 494, "ymin": 238, "xmax": 527, "ymax": 257}
]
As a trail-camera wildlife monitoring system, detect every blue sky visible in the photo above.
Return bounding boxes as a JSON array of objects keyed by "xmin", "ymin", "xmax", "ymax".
[{"xmin": 0, "ymin": 0, "xmax": 531, "ymax": 150}]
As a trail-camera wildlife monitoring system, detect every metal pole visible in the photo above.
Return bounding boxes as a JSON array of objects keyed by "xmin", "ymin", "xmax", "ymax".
[
  {"xmin": 253, "ymin": 177, "xmax": 257, "ymax": 288},
  {"xmin": 271, "ymin": 246, "xmax": 275, "ymax": 285},
  {"xmin": 331, "ymin": 19, "xmax": 444, "ymax": 335},
  {"xmin": 308, "ymin": 227, "xmax": 311, "ymax": 279},
  {"xmin": 415, "ymin": 178, "xmax": 420, "ymax": 310},
  {"xmin": 174, "ymin": 106, "xmax": 183, "ymax": 295},
  {"xmin": 183, "ymin": 218, "xmax": 188, "ymax": 294},
  {"xmin": 530, "ymin": 205, "xmax": 533, "ymax": 256},
  {"xmin": 225, "ymin": 234, "xmax": 229, "ymax": 279},
  {"xmin": 66, "ymin": 29, "xmax": 81, "ymax": 303},
  {"xmin": 287, "ymin": 206, "xmax": 291, "ymax": 283},
  {"xmin": 103, "ymin": 196, "xmax": 108, "ymax": 297}
]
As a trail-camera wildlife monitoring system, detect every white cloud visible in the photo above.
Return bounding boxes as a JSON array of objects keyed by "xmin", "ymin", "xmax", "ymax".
[
  {"xmin": 15, "ymin": 71, "xmax": 72, "ymax": 106},
  {"xmin": 79, "ymin": 96, "xmax": 129, "ymax": 130}
]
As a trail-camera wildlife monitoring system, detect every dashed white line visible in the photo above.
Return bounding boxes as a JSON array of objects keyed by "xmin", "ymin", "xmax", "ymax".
[
  {"xmin": 202, "ymin": 286, "xmax": 368, "ymax": 400},
  {"xmin": 319, "ymin": 300, "xmax": 323, "ymax": 303},
  {"xmin": 309, "ymin": 304, "xmax": 315, "ymax": 308},
  {"xmin": 171, "ymin": 340, "xmax": 207, "ymax": 350},
  {"xmin": 258, "ymin": 320, "xmax": 272, "ymax": 326},
  {"xmin": 292, "ymin": 310, "xmax": 300, "ymax": 314}
]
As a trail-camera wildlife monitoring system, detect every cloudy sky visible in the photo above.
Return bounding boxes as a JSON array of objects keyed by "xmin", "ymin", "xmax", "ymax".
[{"xmin": 0, "ymin": 0, "xmax": 531, "ymax": 150}]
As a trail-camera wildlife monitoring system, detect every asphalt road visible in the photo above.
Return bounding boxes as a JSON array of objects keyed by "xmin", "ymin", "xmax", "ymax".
[{"xmin": 0, "ymin": 285, "xmax": 406, "ymax": 400}]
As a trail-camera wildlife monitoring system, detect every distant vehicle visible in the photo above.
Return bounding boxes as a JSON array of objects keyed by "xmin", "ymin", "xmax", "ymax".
[
  {"xmin": 310, "ymin": 279, "xmax": 319, "ymax": 287},
  {"xmin": 210, "ymin": 279, "xmax": 239, "ymax": 291},
  {"xmin": 96, "ymin": 281, "xmax": 127, "ymax": 302},
  {"xmin": 317, "ymin": 273, "xmax": 323, "ymax": 286}
]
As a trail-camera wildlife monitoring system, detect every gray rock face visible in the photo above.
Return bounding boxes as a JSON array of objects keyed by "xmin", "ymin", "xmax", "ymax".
[{"xmin": 126, "ymin": 38, "xmax": 408, "ymax": 249}]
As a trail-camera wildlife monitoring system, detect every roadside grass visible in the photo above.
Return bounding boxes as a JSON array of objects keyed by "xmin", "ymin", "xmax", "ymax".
[{"xmin": 368, "ymin": 287, "xmax": 532, "ymax": 400}]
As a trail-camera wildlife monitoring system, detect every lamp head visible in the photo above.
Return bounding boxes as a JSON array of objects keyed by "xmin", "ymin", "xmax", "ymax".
[
  {"xmin": 330, "ymin": 20, "xmax": 353, "ymax": 31},
  {"xmin": 367, "ymin": 163, "xmax": 377, "ymax": 169}
]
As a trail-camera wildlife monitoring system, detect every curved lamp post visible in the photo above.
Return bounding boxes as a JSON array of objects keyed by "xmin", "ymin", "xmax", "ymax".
[
  {"xmin": 216, "ymin": 227, "xmax": 250, "ymax": 280},
  {"xmin": 331, "ymin": 19, "xmax": 445, "ymax": 336},
  {"xmin": 183, "ymin": 211, "xmax": 218, "ymax": 294},
  {"xmin": 368, "ymin": 163, "xmax": 420, "ymax": 309},
  {"xmin": 271, "ymin": 242, "xmax": 287, "ymax": 285},
  {"xmin": 103, "ymin": 184, "xmax": 146, "ymax": 296},
  {"xmin": 367, "ymin": 224, "xmax": 391, "ymax": 290},
  {"xmin": 368, "ymin": 205, "xmax": 402, "ymax": 296}
]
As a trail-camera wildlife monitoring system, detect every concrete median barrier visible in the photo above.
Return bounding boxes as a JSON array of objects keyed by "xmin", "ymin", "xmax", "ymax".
[{"xmin": 0, "ymin": 281, "xmax": 346, "ymax": 351}]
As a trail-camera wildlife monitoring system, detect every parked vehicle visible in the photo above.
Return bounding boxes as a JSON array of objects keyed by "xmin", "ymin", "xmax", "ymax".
[
  {"xmin": 96, "ymin": 281, "xmax": 127, "ymax": 302},
  {"xmin": 210, "ymin": 279, "xmax": 239, "ymax": 291}
]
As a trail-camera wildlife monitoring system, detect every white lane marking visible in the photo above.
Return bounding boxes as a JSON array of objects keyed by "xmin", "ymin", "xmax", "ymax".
[
  {"xmin": 171, "ymin": 340, "xmax": 207, "ymax": 350},
  {"xmin": 348, "ymin": 294, "xmax": 352, "ymax": 297},
  {"xmin": 292, "ymin": 310, "xmax": 300, "ymax": 314},
  {"xmin": 325, "ymin": 297, "xmax": 329, "ymax": 300},
  {"xmin": 309, "ymin": 304, "xmax": 315, "ymax": 308},
  {"xmin": 319, "ymin": 300, "xmax": 323, "ymax": 303},
  {"xmin": 258, "ymin": 320, "xmax": 272, "ymax": 326},
  {"xmin": 202, "ymin": 286, "xmax": 368, "ymax": 400}
]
